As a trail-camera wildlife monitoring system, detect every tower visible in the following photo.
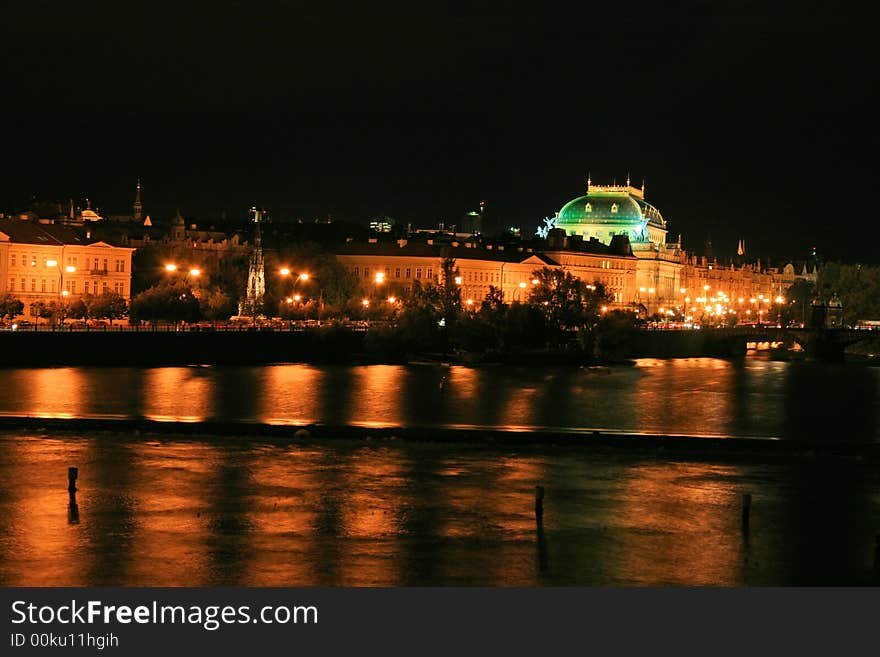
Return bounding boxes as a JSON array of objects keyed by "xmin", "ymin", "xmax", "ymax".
[
  {"xmin": 239, "ymin": 207, "xmax": 266, "ymax": 319},
  {"xmin": 133, "ymin": 179, "xmax": 143, "ymax": 222}
]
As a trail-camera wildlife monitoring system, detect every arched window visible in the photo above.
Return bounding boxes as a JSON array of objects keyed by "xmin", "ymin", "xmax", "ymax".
[
  {"xmin": 611, "ymin": 203, "xmax": 618, "ymax": 214},
  {"xmin": 585, "ymin": 203, "xmax": 592, "ymax": 213}
]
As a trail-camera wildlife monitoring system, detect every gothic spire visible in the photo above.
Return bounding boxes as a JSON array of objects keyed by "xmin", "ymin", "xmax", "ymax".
[{"xmin": 133, "ymin": 178, "xmax": 143, "ymax": 221}]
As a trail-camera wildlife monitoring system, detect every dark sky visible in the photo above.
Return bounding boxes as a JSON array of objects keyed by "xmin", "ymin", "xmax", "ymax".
[{"xmin": 2, "ymin": 2, "xmax": 877, "ymax": 262}]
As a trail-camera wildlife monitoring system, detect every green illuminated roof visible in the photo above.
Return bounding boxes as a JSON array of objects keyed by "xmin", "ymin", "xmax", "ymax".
[
  {"xmin": 557, "ymin": 192, "xmax": 643, "ymax": 225},
  {"xmin": 554, "ymin": 185, "xmax": 666, "ymax": 245}
]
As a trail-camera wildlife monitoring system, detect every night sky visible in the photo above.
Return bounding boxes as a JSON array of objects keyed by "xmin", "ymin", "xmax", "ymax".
[{"xmin": 2, "ymin": 2, "xmax": 876, "ymax": 262}]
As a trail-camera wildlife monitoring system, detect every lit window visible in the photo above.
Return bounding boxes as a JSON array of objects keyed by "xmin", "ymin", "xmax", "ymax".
[
  {"xmin": 11, "ymin": 255, "xmax": 16, "ymax": 266},
  {"xmin": 395, "ymin": 268, "xmax": 400, "ymax": 278},
  {"xmin": 416, "ymin": 268, "xmax": 422, "ymax": 279},
  {"xmin": 585, "ymin": 203, "xmax": 592, "ymax": 213},
  {"xmin": 611, "ymin": 203, "xmax": 618, "ymax": 213},
  {"xmin": 405, "ymin": 268, "xmax": 411, "ymax": 279}
]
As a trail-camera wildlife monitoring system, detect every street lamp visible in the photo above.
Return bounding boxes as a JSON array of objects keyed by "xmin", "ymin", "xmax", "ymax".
[{"xmin": 279, "ymin": 269, "xmax": 310, "ymax": 311}]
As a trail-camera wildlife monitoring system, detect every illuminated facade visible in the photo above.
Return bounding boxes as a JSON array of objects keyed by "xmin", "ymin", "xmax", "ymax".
[
  {"xmin": 0, "ymin": 219, "xmax": 135, "ymax": 320},
  {"xmin": 553, "ymin": 178, "xmax": 815, "ymax": 321},
  {"xmin": 335, "ymin": 236, "xmax": 637, "ymax": 305},
  {"xmin": 335, "ymin": 176, "xmax": 815, "ymax": 324}
]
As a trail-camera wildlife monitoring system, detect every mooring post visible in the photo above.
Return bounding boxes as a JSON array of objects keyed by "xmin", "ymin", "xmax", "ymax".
[
  {"xmin": 67, "ymin": 467, "xmax": 79, "ymax": 524},
  {"xmin": 68, "ymin": 467, "xmax": 78, "ymax": 495},
  {"xmin": 535, "ymin": 485, "xmax": 544, "ymax": 522},
  {"xmin": 741, "ymin": 492, "xmax": 751, "ymax": 530}
]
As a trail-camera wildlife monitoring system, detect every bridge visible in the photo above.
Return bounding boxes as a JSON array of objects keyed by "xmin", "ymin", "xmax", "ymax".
[{"xmin": 635, "ymin": 326, "xmax": 878, "ymax": 360}]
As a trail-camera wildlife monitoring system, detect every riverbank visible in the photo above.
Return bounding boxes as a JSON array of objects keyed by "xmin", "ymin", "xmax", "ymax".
[{"xmin": 0, "ymin": 326, "xmax": 784, "ymax": 367}]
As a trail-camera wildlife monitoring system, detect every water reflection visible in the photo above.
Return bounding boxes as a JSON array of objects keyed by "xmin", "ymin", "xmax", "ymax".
[
  {"xmin": 258, "ymin": 365, "xmax": 325, "ymax": 425},
  {"xmin": 0, "ymin": 359, "xmax": 877, "ymax": 440},
  {"xmin": 2, "ymin": 435, "xmax": 877, "ymax": 586}
]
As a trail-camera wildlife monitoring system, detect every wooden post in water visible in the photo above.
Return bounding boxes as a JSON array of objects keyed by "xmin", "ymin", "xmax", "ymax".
[
  {"xmin": 535, "ymin": 486, "xmax": 544, "ymax": 523},
  {"xmin": 741, "ymin": 492, "xmax": 751, "ymax": 531},
  {"xmin": 68, "ymin": 467, "xmax": 79, "ymax": 524}
]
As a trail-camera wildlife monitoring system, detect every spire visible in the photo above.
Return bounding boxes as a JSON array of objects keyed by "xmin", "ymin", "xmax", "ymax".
[
  {"xmin": 586, "ymin": 171, "xmax": 591, "ymax": 192},
  {"xmin": 737, "ymin": 239, "xmax": 744, "ymax": 256},
  {"xmin": 133, "ymin": 178, "xmax": 143, "ymax": 222},
  {"xmin": 626, "ymin": 171, "xmax": 631, "ymax": 186},
  {"xmin": 641, "ymin": 179, "xmax": 646, "ymax": 195}
]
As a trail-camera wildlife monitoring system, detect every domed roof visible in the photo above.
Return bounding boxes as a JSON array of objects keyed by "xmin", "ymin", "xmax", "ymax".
[
  {"xmin": 557, "ymin": 184, "xmax": 665, "ymax": 230},
  {"xmin": 558, "ymin": 192, "xmax": 643, "ymax": 225}
]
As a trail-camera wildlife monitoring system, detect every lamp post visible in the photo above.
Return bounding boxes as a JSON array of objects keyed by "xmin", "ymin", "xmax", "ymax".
[
  {"xmin": 47, "ymin": 260, "xmax": 75, "ymax": 328},
  {"xmin": 279, "ymin": 269, "xmax": 310, "ymax": 317}
]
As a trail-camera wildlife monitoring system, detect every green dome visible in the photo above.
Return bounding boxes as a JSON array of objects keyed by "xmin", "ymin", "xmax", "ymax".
[
  {"xmin": 558, "ymin": 193, "xmax": 643, "ymax": 225},
  {"xmin": 555, "ymin": 186, "xmax": 665, "ymax": 244}
]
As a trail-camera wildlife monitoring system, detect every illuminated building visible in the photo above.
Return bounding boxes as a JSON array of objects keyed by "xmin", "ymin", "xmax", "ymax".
[
  {"xmin": 335, "ymin": 235, "xmax": 636, "ymax": 304},
  {"xmin": 0, "ymin": 219, "xmax": 135, "ymax": 320},
  {"xmin": 551, "ymin": 177, "xmax": 817, "ymax": 320},
  {"xmin": 335, "ymin": 176, "xmax": 816, "ymax": 324}
]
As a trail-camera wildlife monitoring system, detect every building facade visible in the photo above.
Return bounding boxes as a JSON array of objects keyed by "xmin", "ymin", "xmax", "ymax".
[
  {"xmin": 334, "ymin": 178, "xmax": 816, "ymax": 324},
  {"xmin": 0, "ymin": 219, "xmax": 135, "ymax": 320}
]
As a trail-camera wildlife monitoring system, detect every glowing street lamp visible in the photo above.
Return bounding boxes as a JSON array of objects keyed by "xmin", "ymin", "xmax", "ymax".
[
  {"xmin": 531, "ymin": 278, "xmax": 540, "ymax": 285},
  {"xmin": 387, "ymin": 296, "xmax": 396, "ymax": 303},
  {"xmin": 374, "ymin": 272, "xmax": 385, "ymax": 284},
  {"xmin": 454, "ymin": 276, "xmax": 463, "ymax": 285},
  {"xmin": 165, "ymin": 263, "xmax": 177, "ymax": 272},
  {"xmin": 361, "ymin": 298, "xmax": 370, "ymax": 307},
  {"xmin": 189, "ymin": 268, "xmax": 201, "ymax": 277},
  {"xmin": 279, "ymin": 267, "xmax": 291, "ymax": 276}
]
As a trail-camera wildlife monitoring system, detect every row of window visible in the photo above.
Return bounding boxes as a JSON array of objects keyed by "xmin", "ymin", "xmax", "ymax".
[
  {"xmin": 352, "ymin": 266, "xmax": 435, "ymax": 280},
  {"xmin": 7, "ymin": 278, "xmax": 125, "ymax": 296},
  {"xmin": 8, "ymin": 254, "xmax": 126, "ymax": 272}
]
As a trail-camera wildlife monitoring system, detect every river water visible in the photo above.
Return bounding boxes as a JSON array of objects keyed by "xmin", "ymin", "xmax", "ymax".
[
  {"xmin": 1, "ymin": 358, "xmax": 879, "ymax": 585},
  {"xmin": 0, "ymin": 358, "xmax": 878, "ymax": 440}
]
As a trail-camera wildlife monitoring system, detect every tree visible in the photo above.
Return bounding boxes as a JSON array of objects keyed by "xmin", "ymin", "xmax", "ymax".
[
  {"xmin": 199, "ymin": 288, "xmax": 235, "ymax": 321},
  {"xmin": 439, "ymin": 256, "xmax": 462, "ymax": 328},
  {"xmin": 130, "ymin": 281, "xmax": 201, "ymax": 324},
  {"xmin": 397, "ymin": 280, "xmax": 445, "ymax": 351},
  {"xmin": 67, "ymin": 294, "xmax": 95, "ymax": 321},
  {"xmin": 783, "ymin": 279, "xmax": 815, "ymax": 325},
  {"xmin": 90, "ymin": 292, "xmax": 129, "ymax": 325},
  {"xmin": 817, "ymin": 263, "xmax": 880, "ymax": 325},
  {"xmin": 0, "ymin": 294, "xmax": 24, "ymax": 320},
  {"xmin": 527, "ymin": 267, "xmax": 613, "ymax": 346}
]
